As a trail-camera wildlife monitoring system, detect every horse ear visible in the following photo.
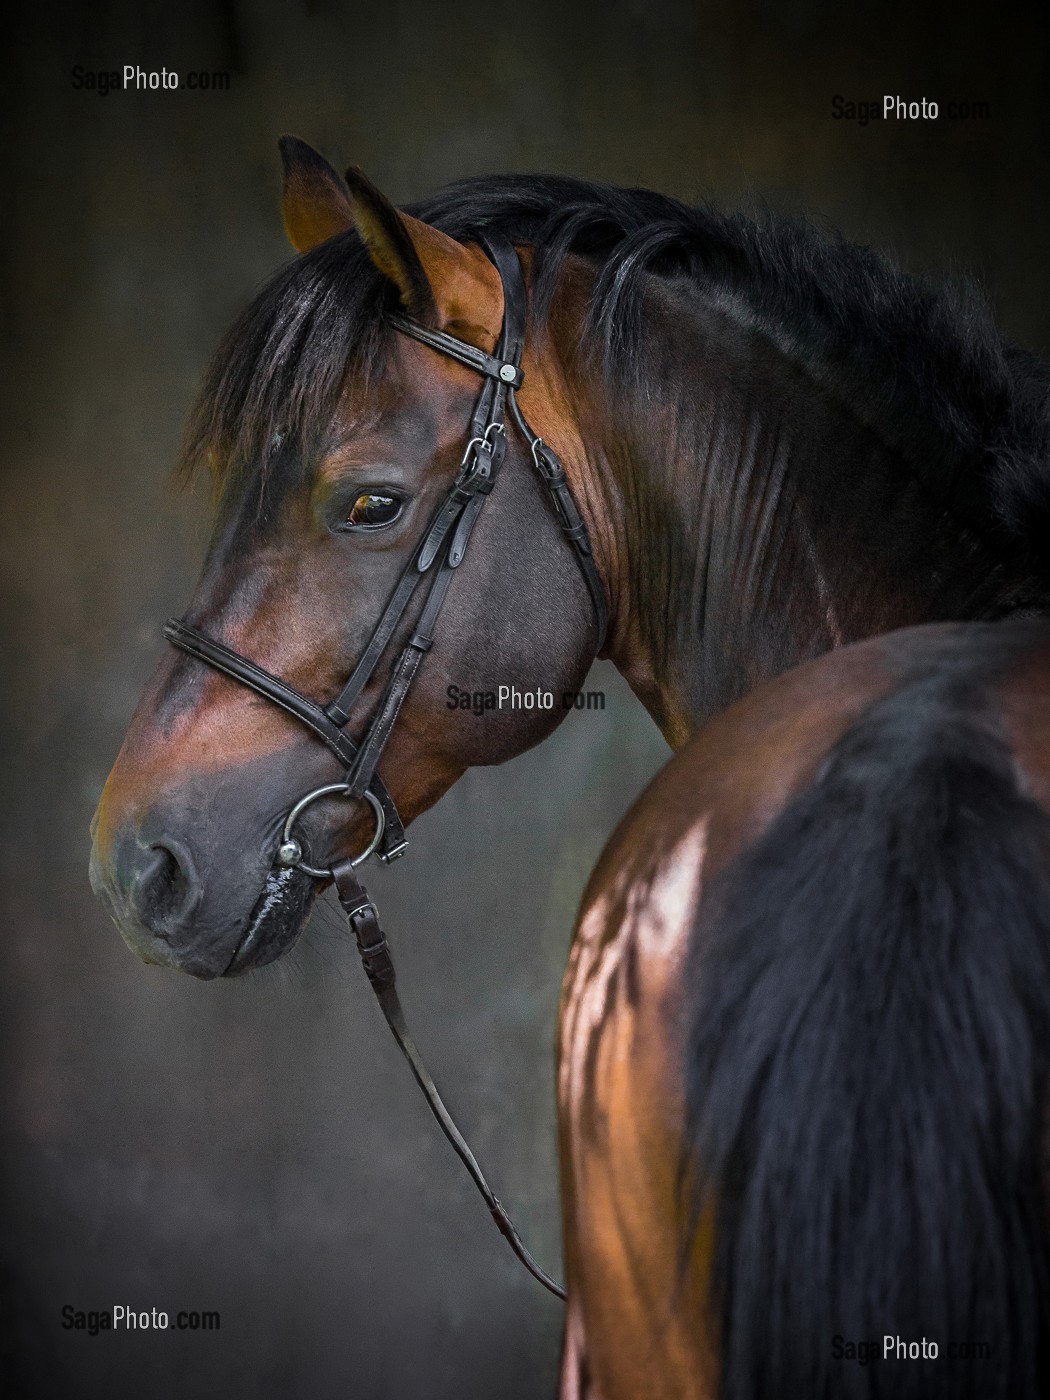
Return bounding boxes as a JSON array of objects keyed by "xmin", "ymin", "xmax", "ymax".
[
  {"xmin": 340, "ymin": 164, "xmax": 438, "ymax": 324},
  {"xmin": 343, "ymin": 165, "xmax": 503, "ymax": 345},
  {"xmin": 279, "ymin": 136, "xmax": 356, "ymax": 255},
  {"xmin": 277, "ymin": 140, "xmax": 503, "ymax": 342}
]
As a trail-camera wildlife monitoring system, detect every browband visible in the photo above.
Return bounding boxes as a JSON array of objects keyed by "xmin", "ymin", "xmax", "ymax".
[{"xmin": 387, "ymin": 314, "xmax": 524, "ymax": 389}]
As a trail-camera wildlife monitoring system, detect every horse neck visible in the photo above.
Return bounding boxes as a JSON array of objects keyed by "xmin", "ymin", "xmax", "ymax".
[{"xmin": 559, "ymin": 278, "xmax": 1039, "ymax": 747}]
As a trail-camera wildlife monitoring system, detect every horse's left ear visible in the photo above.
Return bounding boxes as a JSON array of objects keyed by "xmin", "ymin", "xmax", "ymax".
[
  {"xmin": 279, "ymin": 136, "xmax": 357, "ymax": 256},
  {"xmin": 343, "ymin": 165, "xmax": 503, "ymax": 346},
  {"xmin": 278, "ymin": 138, "xmax": 503, "ymax": 345}
]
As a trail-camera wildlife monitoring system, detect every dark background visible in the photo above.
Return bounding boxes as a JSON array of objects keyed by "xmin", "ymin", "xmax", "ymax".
[{"xmin": 2, "ymin": 2, "xmax": 1048, "ymax": 1396}]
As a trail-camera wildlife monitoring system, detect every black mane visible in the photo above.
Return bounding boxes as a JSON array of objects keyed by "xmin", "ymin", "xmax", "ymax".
[{"xmin": 184, "ymin": 171, "xmax": 1050, "ymax": 554}]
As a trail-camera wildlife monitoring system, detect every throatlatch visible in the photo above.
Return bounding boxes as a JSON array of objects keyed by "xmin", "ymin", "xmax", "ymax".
[{"xmin": 164, "ymin": 233, "xmax": 608, "ymax": 1301}]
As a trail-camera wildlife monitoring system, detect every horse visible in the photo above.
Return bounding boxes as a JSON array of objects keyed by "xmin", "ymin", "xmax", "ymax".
[{"xmin": 89, "ymin": 137, "xmax": 1050, "ymax": 1398}]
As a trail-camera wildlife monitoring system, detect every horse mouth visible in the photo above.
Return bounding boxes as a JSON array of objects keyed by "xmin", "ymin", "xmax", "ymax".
[{"xmin": 224, "ymin": 864, "xmax": 319, "ymax": 976}]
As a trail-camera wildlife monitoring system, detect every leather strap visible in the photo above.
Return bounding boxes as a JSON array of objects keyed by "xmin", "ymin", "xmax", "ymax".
[
  {"xmin": 332, "ymin": 859, "xmax": 566, "ymax": 1300},
  {"xmin": 333, "ymin": 243, "xmax": 524, "ymax": 801},
  {"xmin": 387, "ymin": 314, "xmax": 524, "ymax": 389},
  {"xmin": 163, "ymin": 619, "xmax": 410, "ymax": 861},
  {"xmin": 162, "ymin": 233, "xmax": 606, "ymax": 1301},
  {"xmin": 323, "ymin": 471, "xmax": 480, "ymax": 728},
  {"xmin": 507, "ymin": 394, "xmax": 609, "ymax": 650},
  {"xmin": 479, "ymin": 235, "xmax": 528, "ymax": 361},
  {"xmin": 391, "ymin": 235, "xmax": 608, "ymax": 653}
]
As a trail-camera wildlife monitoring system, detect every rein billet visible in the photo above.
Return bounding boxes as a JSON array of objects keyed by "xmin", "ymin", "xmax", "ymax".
[{"xmin": 164, "ymin": 233, "xmax": 608, "ymax": 1302}]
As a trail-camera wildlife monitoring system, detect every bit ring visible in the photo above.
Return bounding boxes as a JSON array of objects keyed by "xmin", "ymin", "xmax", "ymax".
[{"xmin": 274, "ymin": 784, "xmax": 386, "ymax": 879}]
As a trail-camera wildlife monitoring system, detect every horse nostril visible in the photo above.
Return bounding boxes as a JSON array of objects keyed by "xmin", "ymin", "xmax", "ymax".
[{"xmin": 129, "ymin": 840, "xmax": 200, "ymax": 932}]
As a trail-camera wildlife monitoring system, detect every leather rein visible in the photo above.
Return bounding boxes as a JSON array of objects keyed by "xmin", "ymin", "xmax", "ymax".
[{"xmin": 164, "ymin": 233, "xmax": 608, "ymax": 1301}]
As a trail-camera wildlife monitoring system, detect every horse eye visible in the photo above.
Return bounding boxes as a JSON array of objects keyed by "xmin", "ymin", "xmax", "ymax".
[{"xmin": 345, "ymin": 492, "xmax": 403, "ymax": 529}]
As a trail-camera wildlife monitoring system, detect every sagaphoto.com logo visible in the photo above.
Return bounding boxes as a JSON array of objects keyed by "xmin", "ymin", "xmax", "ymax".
[
  {"xmin": 446, "ymin": 684, "xmax": 607, "ymax": 716},
  {"xmin": 71, "ymin": 65, "xmax": 231, "ymax": 96}
]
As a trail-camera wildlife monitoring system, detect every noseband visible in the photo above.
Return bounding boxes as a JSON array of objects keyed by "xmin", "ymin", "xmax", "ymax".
[{"xmin": 164, "ymin": 234, "xmax": 608, "ymax": 1301}]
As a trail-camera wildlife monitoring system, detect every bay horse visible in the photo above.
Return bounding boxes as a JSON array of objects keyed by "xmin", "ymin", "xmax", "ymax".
[{"xmin": 90, "ymin": 137, "xmax": 1050, "ymax": 1398}]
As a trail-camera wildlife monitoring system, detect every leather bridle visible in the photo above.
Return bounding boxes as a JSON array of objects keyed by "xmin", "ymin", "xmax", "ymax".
[{"xmin": 163, "ymin": 234, "xmax": 607, "ymax": 1300}]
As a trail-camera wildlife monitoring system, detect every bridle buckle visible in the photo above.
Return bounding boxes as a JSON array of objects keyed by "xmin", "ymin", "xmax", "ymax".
[{"xmin": 458, "ymin": 421, "xmax": 506, "ymax": 484}]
